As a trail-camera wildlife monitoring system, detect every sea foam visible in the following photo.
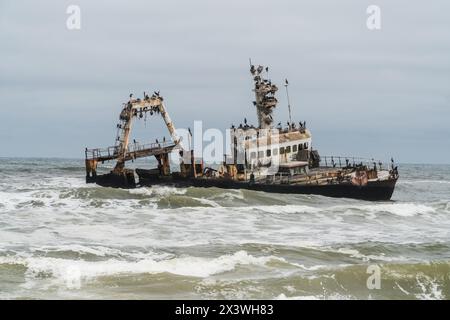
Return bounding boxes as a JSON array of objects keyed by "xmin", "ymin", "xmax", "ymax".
[{"xmin": 0, "ymin": 250, "xmax": 285, "ymax": 285}]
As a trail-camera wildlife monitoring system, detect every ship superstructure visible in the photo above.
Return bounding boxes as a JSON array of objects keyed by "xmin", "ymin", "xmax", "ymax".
[{"xmin": 225, "ymin": 64, "xmax": 316, "ymax": 180}]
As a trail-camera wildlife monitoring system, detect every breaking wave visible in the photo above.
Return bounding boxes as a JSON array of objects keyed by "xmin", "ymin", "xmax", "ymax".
[
  {"xmin": 1, "ymin": 160, "xmax": 450, "ymax": 299},
  {"xmin": 0, "ymin": 250, "xmax": 285, "ymax": 281},
  {"xmin": 1, "ymin": 251, "xmax": 447, "ymax": 299}
]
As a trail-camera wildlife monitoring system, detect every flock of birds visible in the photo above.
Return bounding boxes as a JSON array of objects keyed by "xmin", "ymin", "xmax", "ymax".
[
  {"xmin": 231, "ymin": 119, "xmax": 306, "ymax": 131},
  {"xmin": 128, "ymin": 91, "xmax": 162, "ymax": 102}
]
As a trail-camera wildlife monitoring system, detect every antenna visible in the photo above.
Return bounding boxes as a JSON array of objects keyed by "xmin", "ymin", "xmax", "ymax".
[{"xmin": 284, "ymin": 78, "xmax": 292, "ymax": 126}]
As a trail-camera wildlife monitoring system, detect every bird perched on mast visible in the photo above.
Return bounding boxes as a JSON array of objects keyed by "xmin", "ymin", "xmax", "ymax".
[{"xmin": 257, "ymin": 65, "xmax": 264, "ymax": 74}]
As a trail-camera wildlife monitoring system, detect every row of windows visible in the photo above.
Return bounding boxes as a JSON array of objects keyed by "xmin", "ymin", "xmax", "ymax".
[{"xmin": 249, "ymin": 142, "xmax": 309, "ymax": 159}]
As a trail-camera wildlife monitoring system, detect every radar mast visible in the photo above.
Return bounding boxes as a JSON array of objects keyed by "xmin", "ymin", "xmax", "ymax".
[{"xmin": 250, "ymin": 64, "xmax": 278, "ymax": 129}]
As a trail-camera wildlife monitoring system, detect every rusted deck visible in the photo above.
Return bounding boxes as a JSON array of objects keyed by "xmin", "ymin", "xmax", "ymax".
[{"xmin": 85, "ymin": 141, "xmax": 178, "ymax": 163}]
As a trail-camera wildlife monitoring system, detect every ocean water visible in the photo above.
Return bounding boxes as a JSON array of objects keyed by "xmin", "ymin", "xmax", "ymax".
[{"xmin": 0, "ymin": 158, "xmax": 449, "ymax": 300}]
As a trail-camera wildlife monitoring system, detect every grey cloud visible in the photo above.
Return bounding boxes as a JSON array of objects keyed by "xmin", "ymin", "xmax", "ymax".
[{"xmin": 0, "ymin": 0, "xmax": 449, "ymax": 163}]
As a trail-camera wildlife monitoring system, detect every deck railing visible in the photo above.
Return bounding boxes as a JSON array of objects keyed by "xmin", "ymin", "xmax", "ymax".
[
  {"xmin": 85, "ymin": 146, "xmax": 119, "ymax": 160},
  {"xmin": 85, "ymin": 141, "xmax": 176, "ymax": 160},
  {"xmin": 319, "ymin": 155, "xmax": 391, "ymax": 170}
]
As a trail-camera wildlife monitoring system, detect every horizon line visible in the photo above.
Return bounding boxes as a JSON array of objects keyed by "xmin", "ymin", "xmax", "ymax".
[{"xmin": 0, "ymin": 156, "xmax": 449, "ymax": 166}]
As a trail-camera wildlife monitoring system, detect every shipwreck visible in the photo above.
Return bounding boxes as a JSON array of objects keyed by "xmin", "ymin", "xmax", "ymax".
[{"xmin": 85, "ymin": 64, "xmax": 399, "ymax": 200}]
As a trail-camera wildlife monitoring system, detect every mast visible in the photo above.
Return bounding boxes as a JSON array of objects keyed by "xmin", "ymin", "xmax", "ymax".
[
  {"xmin": 284, "ymin": 79, "xmax": 292, "ymax": 126},
  {"xmin": 114, "ymin": 102, "xmax": 134, "ymax": 172},
  {"xmin": 250, "ymin": 64, "xmax": 278, "ymax": 129}
]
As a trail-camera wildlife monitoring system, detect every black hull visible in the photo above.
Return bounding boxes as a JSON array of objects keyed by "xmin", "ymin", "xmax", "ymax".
[
  {"xmin": 91, "ymin": 170, "xmax": 397, "ymax": 201},
  {"xmin": 193, "ymin": 180, "xmax": 396, "ymax": 201},
  {"xmin": 165, "ymin": 178, "xmax": 397, "ymax": 201},
  {"xmin": 91, "ymin": 170, "xmax": 137, "ymax": 189}
]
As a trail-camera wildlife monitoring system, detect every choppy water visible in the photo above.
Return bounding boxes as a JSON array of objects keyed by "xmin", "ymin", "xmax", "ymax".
[{"xmin": 0, "ymin": 158, "xmax": 449, "ymax": 299}]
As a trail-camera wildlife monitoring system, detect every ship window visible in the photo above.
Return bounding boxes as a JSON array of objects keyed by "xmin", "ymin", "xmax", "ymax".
[
  {"xmin": 273, "ymin": 148, "xmax": 278, "ymax": 156},
  {"xmin": 280, "ymin": 147, "xmax": 285, "ymax": 154},
  {"xmin": 258, "ymin": 151, "xmax": 264, "ymax": 158},
  {"xmin": 299, "ymin": 144, "xmax": 303, "ymax": 150},
  {"xmin": 250, "ymin": 151, "xmax": 256, "ymax": 159},
  {"xmin": 266, "ymin": 149, "xmax": 271, "ymax": 157},
  {"xmin": 304, "ymin": 143, "xmax": 307, "ymax": 149},
  {"xmin": 293, "ymin": 145, "xmax": 297, "ymax": 152},
  {"xmin": 286, "ymin": 146, "xmax": 291, "ymax": 153}
]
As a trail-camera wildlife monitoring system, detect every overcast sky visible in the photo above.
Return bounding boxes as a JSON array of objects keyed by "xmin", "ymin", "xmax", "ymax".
[{"xmin": 1, "ymin": 0, "xmax": 449, "ymax": 163}]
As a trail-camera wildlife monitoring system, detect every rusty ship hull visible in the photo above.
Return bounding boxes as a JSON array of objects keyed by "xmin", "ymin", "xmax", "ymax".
[
  {"xmin": 187, "ymin": 178, "xmax": 397, "ymax": 201},
  {"xmin": 95, "ymin": 178, "xmax": 397, "ymax": 202},
  {"xmin": 90, "ymin": 163, "xmax": 398, "ymax": 201},
  {"xmin": 130, "ymin": 170, "xmax": 397, "ymax": 201}
]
